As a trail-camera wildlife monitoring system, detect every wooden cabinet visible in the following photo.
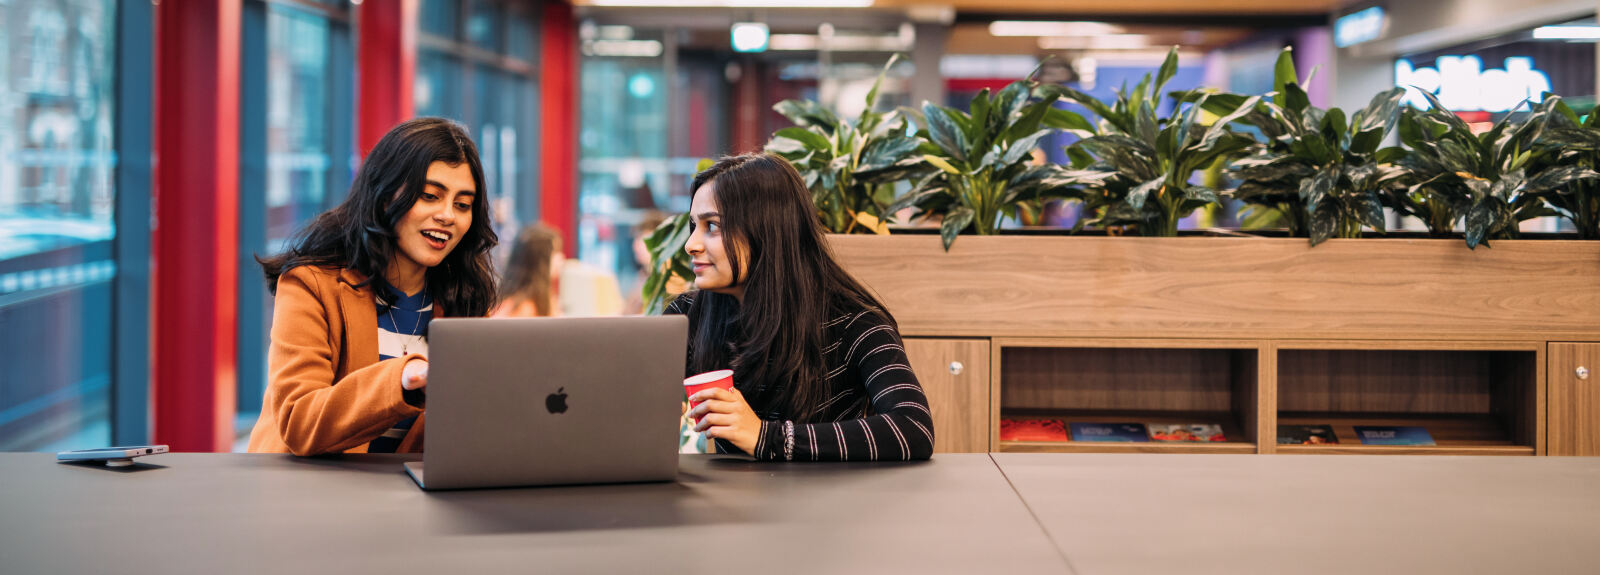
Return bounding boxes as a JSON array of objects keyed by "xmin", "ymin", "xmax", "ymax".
[
  {"xmin": 1550, "ymin": 343, "xmax": 1600, "ymax": 456},
  {"xmin": 904, "ymin": 338, "xmax": 991, "ymax": 453}
]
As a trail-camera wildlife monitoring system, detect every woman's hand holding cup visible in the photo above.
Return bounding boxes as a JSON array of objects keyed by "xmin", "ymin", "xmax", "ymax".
[{"xmin": 684, "ymin": 370, "xmax": 761, "ymax": 455}]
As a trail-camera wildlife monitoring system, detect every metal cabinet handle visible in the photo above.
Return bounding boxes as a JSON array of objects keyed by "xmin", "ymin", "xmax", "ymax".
[
  {"xmin": 948, "ymin": 361, "xmax": 964, "ymax": 375},
  {"xmin": 1578, "ymin": 366, "xmax": 1590, "ymax": 380}
]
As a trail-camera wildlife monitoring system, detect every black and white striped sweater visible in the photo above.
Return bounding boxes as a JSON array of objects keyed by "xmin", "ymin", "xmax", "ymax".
[{"xmin": 665, "ymin": 292, "xmax": 935, "ymax": 461}]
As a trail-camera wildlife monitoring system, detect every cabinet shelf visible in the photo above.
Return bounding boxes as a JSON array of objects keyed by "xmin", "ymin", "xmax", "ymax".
[
  {"xmin": 1276, "ymin": 348, "xmax": 1539, "ymax": 455},
  {"xmin": 997, "ymin": 409, "xmax": 1255, "ymax": 454},
  {"xmin": 1275, "ymin": 412, "xmax": 1533, "ymax": 456}
]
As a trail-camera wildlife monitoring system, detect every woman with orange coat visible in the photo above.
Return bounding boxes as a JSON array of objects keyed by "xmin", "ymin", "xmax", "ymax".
[{"xmin": 247, "ymin": 118, "xmax": 498, "ymax": 455}]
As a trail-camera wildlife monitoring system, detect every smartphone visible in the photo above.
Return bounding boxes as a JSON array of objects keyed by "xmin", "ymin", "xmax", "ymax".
[{"xmin": 57, "ymin": 445, "xmax": 169, "ymax": 466}]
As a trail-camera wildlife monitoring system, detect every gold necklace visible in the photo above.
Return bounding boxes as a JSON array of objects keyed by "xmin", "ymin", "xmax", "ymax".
[{"xmin": 385, "ymin": 302, "xmax": 424, "ymax": 356}]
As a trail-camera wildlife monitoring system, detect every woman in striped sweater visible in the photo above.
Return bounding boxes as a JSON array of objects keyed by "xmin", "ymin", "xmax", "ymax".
[{"xmin": 671, "ymin": 153, "xmax": 934, "ymax": 461}]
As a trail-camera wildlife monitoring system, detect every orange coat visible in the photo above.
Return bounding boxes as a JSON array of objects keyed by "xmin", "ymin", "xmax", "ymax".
[{"xmin": 247, "ymin": 266, "xmax": 427, "ymax": 455}]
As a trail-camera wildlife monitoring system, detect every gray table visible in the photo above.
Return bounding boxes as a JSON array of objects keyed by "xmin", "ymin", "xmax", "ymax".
[
  {"xmin": 0, "ymin": 453, "xmax": 1066, "ymax": 574},
  {"xmin": 993, "ymin": 453, "xmax": 1600, "ymax": 575}
]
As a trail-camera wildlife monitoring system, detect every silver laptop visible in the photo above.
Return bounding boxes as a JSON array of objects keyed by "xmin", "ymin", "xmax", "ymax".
[{"xmin": 404, "ymin": 315, "xmax": 687, "ymax": 490}]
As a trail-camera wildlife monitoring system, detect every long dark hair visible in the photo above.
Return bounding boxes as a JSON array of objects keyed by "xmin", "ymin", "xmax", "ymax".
[
  {"xmin": 258, "ymin": 117, "xmax": 499, "ymax": 317},
  {"xmin": 499, "ymin": 223, "xmax": 562, "ymax": 316},
  {"xmin": 686, "ymin": 153, "xmax": 893, "ymax": 423}
]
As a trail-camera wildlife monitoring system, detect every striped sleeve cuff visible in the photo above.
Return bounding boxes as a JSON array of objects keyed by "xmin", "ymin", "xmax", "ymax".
[{"xmin": 755, "ymin": 419, "xmax": 784, "ymax": 460}]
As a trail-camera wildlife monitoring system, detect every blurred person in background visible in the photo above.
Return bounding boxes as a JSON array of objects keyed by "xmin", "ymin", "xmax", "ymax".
[
  {"xmin": 623, "ymin": 211, "xmax": 689, "ymax": 315},
  {"xmin": 493, "ymin": 223, "xmax": 564, "ymax": 318}
]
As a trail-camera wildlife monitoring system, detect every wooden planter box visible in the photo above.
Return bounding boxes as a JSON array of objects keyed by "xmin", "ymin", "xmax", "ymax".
[{"xmin": 828, "ymin": 234, "xmax": 1600, "ymax": 457}]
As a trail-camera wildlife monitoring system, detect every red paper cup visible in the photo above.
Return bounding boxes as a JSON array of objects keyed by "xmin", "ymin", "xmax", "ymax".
[{"xmin": 684, "ymin": 370, "xmax": 735, "ymax": 416}]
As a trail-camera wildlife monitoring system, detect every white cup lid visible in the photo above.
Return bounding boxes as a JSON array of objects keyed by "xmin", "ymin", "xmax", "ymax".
[{"xmin": 683, "ymin": 369, "xmax": 734, "ymax": 386}]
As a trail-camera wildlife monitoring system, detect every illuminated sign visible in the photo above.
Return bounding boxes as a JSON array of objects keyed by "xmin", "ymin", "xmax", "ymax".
[
  {"xmin": 1395, "ymin": 56, "xmax": 1552, "ymax": 112},
  {"xmin": 1335, "ymin": 7, "xmax": 1387, "ymax": 48}
]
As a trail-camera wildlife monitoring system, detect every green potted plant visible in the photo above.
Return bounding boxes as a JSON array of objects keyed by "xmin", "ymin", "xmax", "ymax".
[
  {"xmin": 887, "ymin": 65, "xmax": 1097, "ymax": 250},
  {"xmin": 1394, "ymin": 90, "xmax": 1582, "ymax": 248},
  {"xmin": 766, "ymin": 54, "xmax": 931, "ymax": 235},
  {"xmin": 1527, "ymin": 96, "xmax": 1600, "ymax": 239},
  {"xmin": 638, "ymin": 159, "xmax": 716, "ymax": 315},
  {"xmin": 1060, "ymin": 47, "xmax": 1259, "ymax": 237},
  {"xmin": 1220, "ymin": 48, "xmax": 1409, "ymax": 246}
]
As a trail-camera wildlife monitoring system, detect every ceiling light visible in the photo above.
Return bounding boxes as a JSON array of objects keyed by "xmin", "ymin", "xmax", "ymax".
[
  {"xmin": 1532, "ymin": 25, "xmax": 1600, "ymax": 40},
  {"xmin": 989, "ymin": 21, "xmax": 1122, "ymax": 37},
  {"xmin": 585, "ymin": 40, "xmax": 664, "ymax": 58},
  {"xmin": 769, "ymin": 34, "xmax": 819, "ymax": 51},
  {"xmin": 1039, "ymin": 34, "xmax": 1148, "ymax": 50},
  {"xmin": 731, "ymin": 22, "xmax": 770, "ymax": 53}
]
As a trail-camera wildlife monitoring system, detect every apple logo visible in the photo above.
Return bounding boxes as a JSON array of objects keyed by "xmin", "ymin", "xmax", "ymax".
[{"xmin": 545, "ymin": 387, "xmax": 569, "ymax": 414}]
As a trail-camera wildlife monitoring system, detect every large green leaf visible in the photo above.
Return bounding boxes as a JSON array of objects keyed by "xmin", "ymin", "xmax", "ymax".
[
  {"xmin": 773, "ymin": 99, "xmax": 839, "ymax": 130},
  {"xmin": 1230, "ymin": 154, "xmax": 1313, "ymax": 182},
  {"xmin": 774, "ymin": 127, "xmax": 832, "ymax": 153},
  {"xmin": 1308, "ymin": 200, "xmax": 1339, "ymax": 246},
  {"xmin": 969, "ymin": 89, "xmax": 993, "ymax": 135},
  {"xmin": 1127, "ymin": 177, "xmax": 1163, "ymax": 210},
  {"xmin": 1358, "ymin": 191, "xmax": 1386, "ymax": 230},
  {"xmin": 1350, "ymin": 128, "xmax": 1386, "ymax": 156},
  {"xmin": 1355, "ymin": 88, "xmax": 1406, "ymax": 135},
  {"xmin": 1526, "ymin": 164, "xmax": 1600, "ymax": 193},
  {"xmin": 1415, "ymin": 89, "xmax": 1473, "ymax": 135},
  {"xmin": 1322, "ymin": 108, "xmax": 1348, "ymax": 140},
  {"xmin": 923, "ymin": 103, "xmax": 971, "ymax": 162},
  {"xmin": 1464, "ymin": 200, "xmax": 1495, "ymax": 249},
  {"xmin": 765, "ymin": 136, "xmax": 809, "ymax": 156},
  {"xmin": 1299, "ymin": 164, "xmax": 1339, "ymax": 207},
  {"xmin": 1153, "ymin": 47, "xmax": 1179, "ymax": 96},
  {"xmin": 856, "ymin": 136, "xmax": 922, "ymax": 172},
  {"xmin": 993, "ymin": 81, "xmax": 1030, "ymax": 130},
  {"xmin": 641, "ymin": 212, "xmax": 695, "ymax": 315},
  {"xmin": 1196, "ymin": 95, "xmax": 1262, "ymax": 153},
  {"xmin": 1042, "ymin": 107, "xmax": 1094, "ymax": 135},
  {"xmin": 940, "ymin": 207, "xmax": 975, "ymax": 251},
  {"xmin": 1061, "ymin": 87, "xmax": 1120, "ymax": 131},
  {"xmin": 863, "ymin": 54, "xmax": 900, "ymax": 113},
  {"xmin": 1273, "ymin": 47, "xmax": 1299, "ymax": 109},
  {"xmin": 1002, "ymin": 129, "xmax": 1052, "ymax": 166},
  {"xmin": 1542, "ymin": 127, "xmax": 1600, "ymax": 150}
]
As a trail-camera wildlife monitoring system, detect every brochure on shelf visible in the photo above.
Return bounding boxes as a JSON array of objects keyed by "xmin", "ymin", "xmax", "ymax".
[
  {"xmin": 1069, "ymin": 422, "xmax": 1150, "ymax": 442},
  {"xmin": 1147, "ymin": 423, "xmax": 1227, "ymax": 442},
  {"xmin": 1353, "ymin": 425, "xmax": 1436, "ymax": 446},
  {"xmin": 1000, "ymin": 418, "xmax": 1069, "ymax": 442}
]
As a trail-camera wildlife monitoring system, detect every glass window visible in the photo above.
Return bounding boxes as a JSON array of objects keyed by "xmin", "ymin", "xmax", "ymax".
[
  {"xmin": 265, "ymin": 6, "xmax": 331, "ymax": 250},
  {"xmin": 466, "ymin": 0, "xmax": 502, "ymax": 53},
  {"xmin": 235, "ymin": 4, "xmax": 334, "ymax": 443},
  {"xmin": 578, "ymin": 30, "xmax": 676, "ymax": 282},
  {"xmin": 414, "ymin": 3, "xmax": 539, "ymax": 294},
  {"xmin": 0, "ymin": 0, "xmax": 118, "ymax": 451},
  {"xmin": 420, "ymin": 0, "xmax": 459, "ymax": 40},
  {"xmin": 507, "ymin": 7, "xmax": 537, "ymax": 62},
  {"xmin": 415, "ymin": 50, "xmax": 461, "ymax": 120}
]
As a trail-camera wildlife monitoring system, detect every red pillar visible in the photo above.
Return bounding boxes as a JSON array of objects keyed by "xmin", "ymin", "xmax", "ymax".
[
  {"xmin": 357, "ymin": 0, "xmax": 417, "ymax": 159},
  {"xmin": 730, "ymin": 56, "xmax": 765, "ymax": 154},
  {"xmin": 153, "ymin": 0, "xmax": 241, "ymax": 452},
  {"xmin": 540, "ymin": 0, "xmax": 578, "ymax": 255}
]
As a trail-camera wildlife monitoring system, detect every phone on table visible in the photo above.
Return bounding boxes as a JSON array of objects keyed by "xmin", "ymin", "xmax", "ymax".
[{"xmin": 56, "ymin": 445, "xmax": 169, "ymax": 467}]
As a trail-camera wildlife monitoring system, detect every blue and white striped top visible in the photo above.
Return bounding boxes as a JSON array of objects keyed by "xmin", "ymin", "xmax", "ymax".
[{"xmin": 368, "ymin": 285, "xmax": 432, "ymax": 453}]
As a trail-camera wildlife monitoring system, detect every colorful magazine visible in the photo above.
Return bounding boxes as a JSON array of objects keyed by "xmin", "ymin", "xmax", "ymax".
[
  {"xmin": 1000, "ymin": 418, "xmax": 1069, "ymax": 442},
  {"xmin": 1069, "ymin": 422, "xmax": 1150, "ymax": 442},
  {"xmin": 1353, "ymin": 425, "xmax": 1435, "ymax": 446},
  {"xmin": 1147, "ymin": 423, "xmax": 1227, "ymax": 442},
  {"xmin": 1277, "ymin": 424, "xmax": 1340, "ymax": 445}
]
